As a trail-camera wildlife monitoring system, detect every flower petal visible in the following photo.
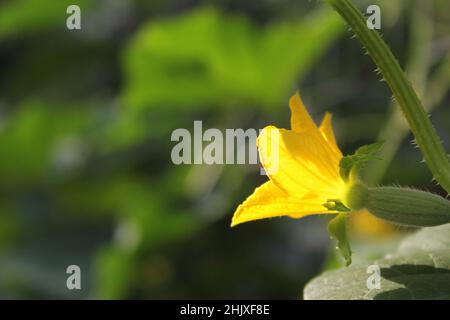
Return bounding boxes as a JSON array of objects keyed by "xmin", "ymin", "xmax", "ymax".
[
  {"xmin": 231, "ymin": 181, "xmax": 333, "ymax": 227},
  {"xmin": 289, "ymin": 93, "xmax": 342, "ymax": 165},
  {"xmin": 319, "ymin": 112, "xmax": 342, "ymax": 158},
  {"xmin": 289, "ymin": 93, "xmax": 318, "ymax": 133},
  {"xmin": 257, "ymin": 126, "xmax": 345, "ymax": 200}
]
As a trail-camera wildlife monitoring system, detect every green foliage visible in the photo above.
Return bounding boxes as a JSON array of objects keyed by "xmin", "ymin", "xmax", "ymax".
[
  {"xmin": 0, "ymin": 0, "xmax": 93, "ymax": 38},
  {"xmin": 327, "ymin": 214, "xmax": 352, "ymax": 266},
  {"xmin": 0, "ymin": 1, "xmax": 340, "ymax": 298},
  {"xmin": 339, "ymin": 142, "xmax": 384, "ymax": 181},
  {"xmin": 326, "ymin": 0, "xmax": 450, "ymax": 193},
  {"xmin": 0, "ymin": 102, "xmax": 91, "ymax": 183},
  {"xmin": 122, "ymin": 7, "xmax": 344, "ymax": 111},
  {"xmin": 93, "ymin": 247, "xmax": 134, "ymax": 300},
  {"xmin": 1, "ymin": 0, "xmax": 447, "ymax": 299},
  {"xmin": 304, "ymin": 224, "xmax": 450, "ymax": 299}
]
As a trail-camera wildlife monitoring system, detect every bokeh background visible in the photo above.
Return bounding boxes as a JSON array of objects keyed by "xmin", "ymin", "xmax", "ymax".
[{"xmin": 0, "ymin": 0, "xmax": 448, "ymax": 299}]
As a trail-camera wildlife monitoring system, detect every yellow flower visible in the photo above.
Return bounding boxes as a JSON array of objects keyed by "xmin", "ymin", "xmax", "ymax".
[{"xmin": 231, "ymin": 93, "xmax": 348, "ymax": 227}]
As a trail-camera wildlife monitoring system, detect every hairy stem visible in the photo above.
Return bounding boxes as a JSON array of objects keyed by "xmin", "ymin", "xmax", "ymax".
[
  {"xmin": 365, "ymin": 0, "xmax": 435, "ymax": 184},
  {"xmin": 325, "ymin": 0, "xmax": 450, "ymax": 193}
]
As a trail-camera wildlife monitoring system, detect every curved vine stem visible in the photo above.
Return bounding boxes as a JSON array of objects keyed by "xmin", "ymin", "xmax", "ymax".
[{"xmin": 325, "ymin": 0, "xmax": 450, "ymax": 193}]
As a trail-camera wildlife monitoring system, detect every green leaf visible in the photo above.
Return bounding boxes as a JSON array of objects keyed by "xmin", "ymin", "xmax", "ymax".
[
  {"xmin": 304, "ymin": 224, "xmax": 450, "ymax": 300},
  {"xmin": 122, "ymin": 6, "xmax": 344, "ymax": 111},
  {"xmin": 339, "ymin": 141, "xmax": 384, "ymax": 181},
  {"xmin": 397, "ymin": 225, "xmax": 450, "ymax": 253},
  {"xmin": 327, "ymin": 214, "xmax": 352, "ymax": 266}
]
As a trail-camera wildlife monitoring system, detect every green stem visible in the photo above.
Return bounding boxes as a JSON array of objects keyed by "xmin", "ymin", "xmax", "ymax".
[
  {"xmin": 325, "ymin": 0, "xmax": 450, "ymax": 193},
  {"xmin": 365, "ymin": 0, "xmax": 434, "ymax": 185}
]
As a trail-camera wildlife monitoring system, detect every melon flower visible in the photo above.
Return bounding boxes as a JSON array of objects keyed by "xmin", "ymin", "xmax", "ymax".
[
  {"xmin": 230, "ymin": 93, "xmax": 450, "ymax": 266},
  {"xmin": 231, "ymin": 93, "xmax": 350, "ymax": 228}
]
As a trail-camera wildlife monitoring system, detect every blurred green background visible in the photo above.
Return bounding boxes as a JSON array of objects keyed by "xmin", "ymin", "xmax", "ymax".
[{"xmin": 0, "ymin": 0, "xmax": 448, "ymax": 299}]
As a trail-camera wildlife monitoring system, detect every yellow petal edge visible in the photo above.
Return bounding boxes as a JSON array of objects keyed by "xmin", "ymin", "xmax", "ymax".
[{"xmin": 231, "ymin": 93, "xmax": 347, "ymax": 227}]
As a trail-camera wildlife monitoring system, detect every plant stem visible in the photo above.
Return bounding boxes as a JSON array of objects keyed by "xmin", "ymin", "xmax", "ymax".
[
  {"xmin": 365, "ymin": 0, "xmax": 434, "ymax": 185},
  {"xmin": 325, "ymin": 0, "xmax": 450, "ymax": 193}
]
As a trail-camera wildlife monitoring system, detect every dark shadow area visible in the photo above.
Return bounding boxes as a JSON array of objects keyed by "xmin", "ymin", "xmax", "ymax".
[{"xmin": 374, "ymin": 265, "xmax": 450, "ymax": 300}]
